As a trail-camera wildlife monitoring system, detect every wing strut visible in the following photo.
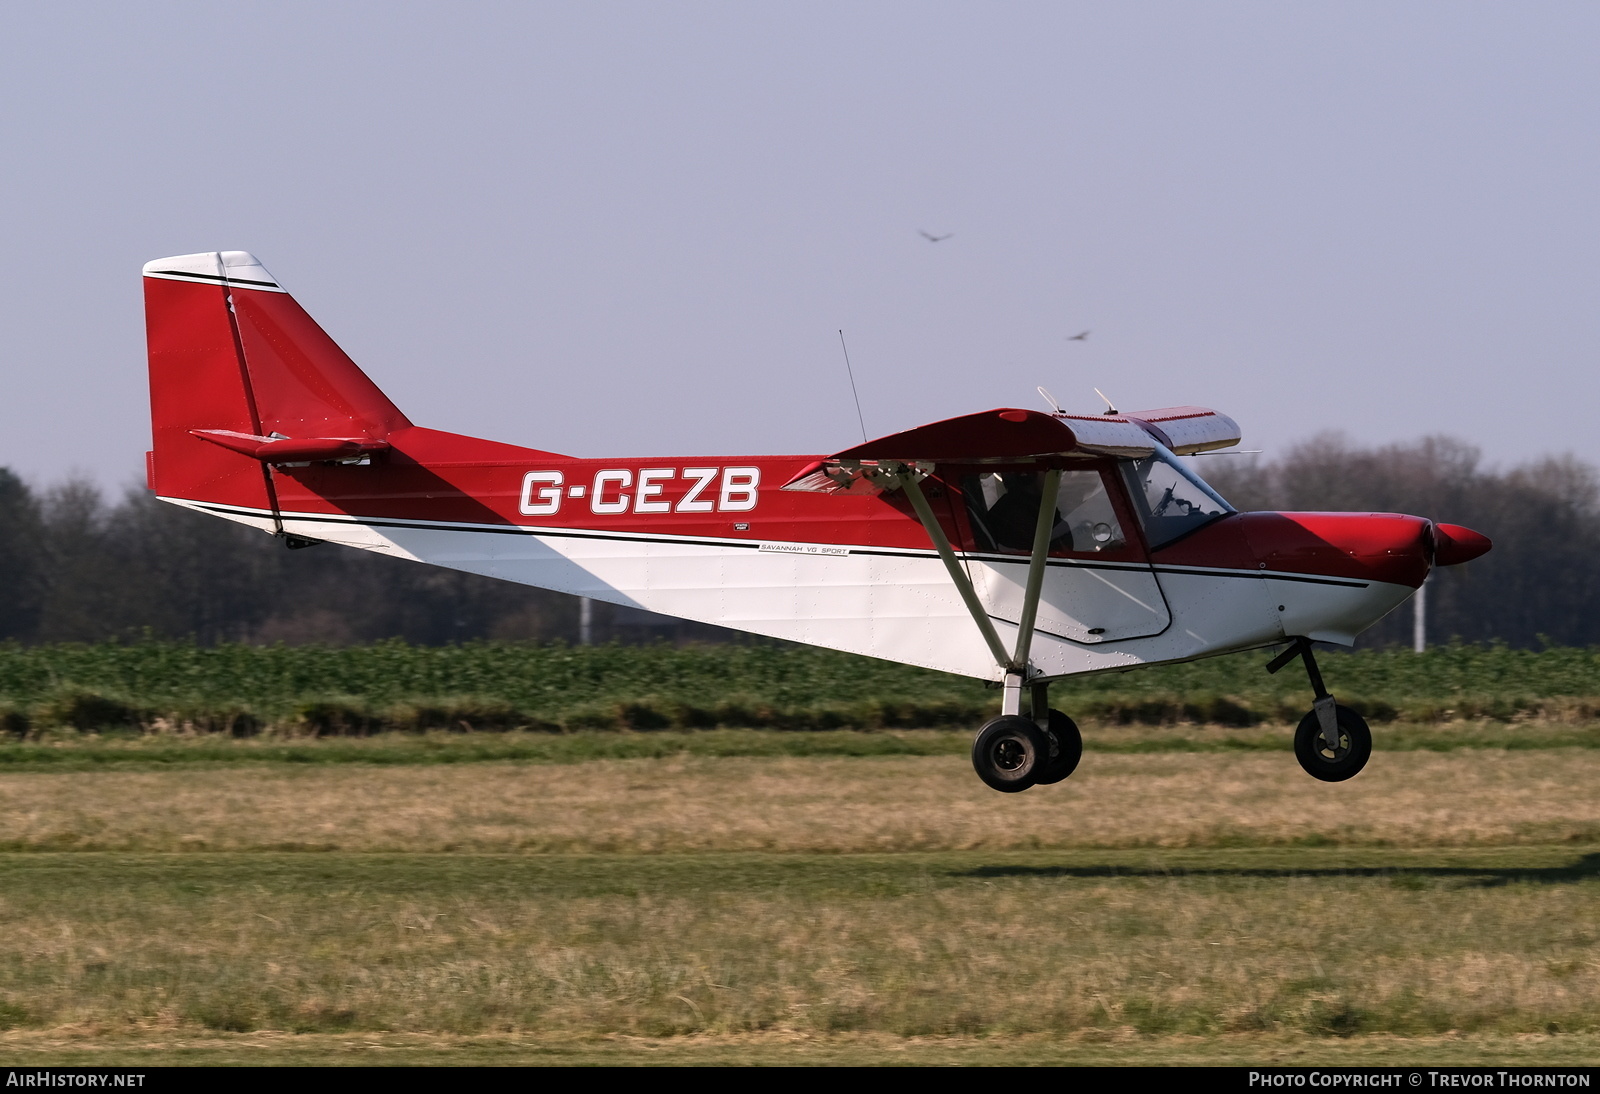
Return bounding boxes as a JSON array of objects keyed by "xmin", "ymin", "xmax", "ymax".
[
  {"xmin": 898, "ymin": 469, "xmax": 1011, "ymax": 670},
  {"xmin": 896, "ymin": 465, "xmax": 1062, "ymax": 711},
  {"xmin": 1011, "ymin": 468, "xmax": 1062, "ymax": 673}
]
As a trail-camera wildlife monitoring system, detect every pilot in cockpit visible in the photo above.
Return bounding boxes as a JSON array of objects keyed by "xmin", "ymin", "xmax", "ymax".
[{"xmin": 985, "ymin": 473, "xmax": 1072, "ymax": 553}]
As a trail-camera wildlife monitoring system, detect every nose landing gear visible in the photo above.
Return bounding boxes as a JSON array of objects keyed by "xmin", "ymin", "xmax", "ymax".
[
  {"xmin": 1267, "ymin": 637, "xmax": 1372, "ymax": 782},
  {"xmin": 1292, "ymin": 703, "xmax": 1371, "ymax": 782}
]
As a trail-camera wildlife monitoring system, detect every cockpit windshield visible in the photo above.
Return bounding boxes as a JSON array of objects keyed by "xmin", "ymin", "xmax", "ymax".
[{"xmin": 1120, "ymin": 446, "xmax": 1234, "ymax": 549}]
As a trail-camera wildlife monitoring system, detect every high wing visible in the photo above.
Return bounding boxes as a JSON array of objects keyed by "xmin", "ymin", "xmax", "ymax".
[{"xmin": 781, "ymin": 407, "xmax": 1238, "ymax": 495}]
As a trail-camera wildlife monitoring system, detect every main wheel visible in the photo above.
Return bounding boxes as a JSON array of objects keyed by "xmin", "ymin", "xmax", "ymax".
[
  {"xmin": 1293, "ymin": 704, "xmax": 1372, "ymax": 782},
  {"xmin": 1034, "ymin": 709, "xmax": 1083, "ymax": 785},
  {"xmin": 971, "ymin": 715, "xmax": 1051, "ymax": 793}
]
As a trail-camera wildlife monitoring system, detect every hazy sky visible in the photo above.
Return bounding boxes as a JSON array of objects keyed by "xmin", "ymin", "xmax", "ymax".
[{"xmin": 2, "ymin": 2, "xmax": 1597, "ymax": 491}]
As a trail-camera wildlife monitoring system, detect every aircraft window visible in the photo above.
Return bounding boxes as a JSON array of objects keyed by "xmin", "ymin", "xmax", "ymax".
[
  {"xmin": 962, "ymin": 470, "xmax": 1126, "ymax": 555},
  {"xmin": 1120, "ymin": 447, "xmax": 1234, "ymax": 549}
]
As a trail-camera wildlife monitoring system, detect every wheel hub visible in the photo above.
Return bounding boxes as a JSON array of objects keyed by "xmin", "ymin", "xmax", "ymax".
[
  {"xmin": 1312, "ymin": 733, "xmax": 1350, "ymax": 762},
  {"xmin": 991, "ymin": 738, "xmax": 1027, "ymax": 770}
]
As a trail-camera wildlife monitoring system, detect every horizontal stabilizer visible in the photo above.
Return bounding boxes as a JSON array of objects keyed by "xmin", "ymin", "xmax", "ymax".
[{"xmin": 190, "ymin": 429, "xmax": 391, "ymax": 464}]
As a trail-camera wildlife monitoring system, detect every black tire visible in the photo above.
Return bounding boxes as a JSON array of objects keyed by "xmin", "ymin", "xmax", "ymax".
[
  {"xmin": 1033, "ymin": 709, "xmax": 1083, "ymax": 785},
  {"xmin": 971, "ymin": 715, "xmax": 1051, "ymax": 793},
  {"xmin": 1293, "ymin": 704, "xmax": 1372, "ymax": 782}
]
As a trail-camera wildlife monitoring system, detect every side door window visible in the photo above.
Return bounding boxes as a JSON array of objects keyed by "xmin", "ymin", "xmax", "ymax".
[
  {"xmin": 963, "ymin": 468, "xmax": 1128, "ymax": 556},
  {"xmin": 961, "ymin": 466, "xmax": 1170, "ymax": 643}
]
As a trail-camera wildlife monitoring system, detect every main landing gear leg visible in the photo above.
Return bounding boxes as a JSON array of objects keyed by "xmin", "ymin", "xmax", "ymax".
[
  {"xmin": 1266, "ymin": 637, "xmax": 1371, "ymax": 782},
  {"xmin": 896, "ymin": 464, "xmax": 1083, "ymax": 793},
  {"xmin": 970, "ymin": 674, "xmax": 1082, "ymax": 793},
  {"xmin": 1030, "ymin": 680, "xmax": 1082, "ymax": 787},
  {"xmin": 971, "ymin": 674, "xmax": 1050, "ymax": 793}
]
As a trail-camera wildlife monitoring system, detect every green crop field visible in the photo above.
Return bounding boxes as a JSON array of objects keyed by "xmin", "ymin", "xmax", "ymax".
[
  {"xmin": 2, "ymin": 639, "xmax": 1600, "ymax": 736},
  {"xmin": 1, "ymin": 643, "xmax": 1598, "ymax": 1065}
]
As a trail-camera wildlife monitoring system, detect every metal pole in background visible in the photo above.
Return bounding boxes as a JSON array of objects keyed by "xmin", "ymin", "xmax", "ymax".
[
  {"xmin": 579, "ymin": 597, "xmax": 594, "ymax": 646},
  {"xmin": 1412, "ymin": 576, "xmax": 1426, "ymax": 653}
]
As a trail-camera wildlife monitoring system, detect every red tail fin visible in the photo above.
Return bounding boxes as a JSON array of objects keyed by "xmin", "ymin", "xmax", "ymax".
[{"xmin": 144, "ymin": 250, "xmax": 411, "ymax": 509}]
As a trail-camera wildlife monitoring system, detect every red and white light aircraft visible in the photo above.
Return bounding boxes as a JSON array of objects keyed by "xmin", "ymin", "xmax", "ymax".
[{"xmin": 143, "ymin": 251, "xmax": 1491, "ymax": 792}]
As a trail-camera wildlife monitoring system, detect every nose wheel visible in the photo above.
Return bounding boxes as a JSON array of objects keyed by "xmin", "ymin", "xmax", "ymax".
[
  {"xmin": 1268, "ymin": 637, "xmax": 1373, "ymax": 782},
  {"xmin": 1293, "ymin": 703, "xmax": 1371, "ymax": 782}
]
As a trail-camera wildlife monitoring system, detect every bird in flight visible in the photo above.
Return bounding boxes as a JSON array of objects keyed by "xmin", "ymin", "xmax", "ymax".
[
  {"xmin": 1067, "ymin": 330, "xmax": 1091, "ymax": 342},
  {"xmin": 919, "ymin": 230, "xmax": 953, "ymax": 243}
]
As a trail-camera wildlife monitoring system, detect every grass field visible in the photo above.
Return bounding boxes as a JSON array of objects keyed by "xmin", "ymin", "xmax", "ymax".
[
  {"xmin": 1, "ymin": 732, "xmax": 1598, "ymax": 1065},
  {"xmin": 1, "ymin": 641, "xmax": 1597, "ymax": 1064},
  {"xmin": 0, "ymin": 847, "xmax": 1598, "ymax": 1065},
  {"xmin": 3, "ymin": 747, "xmax": 1600, "ymax": 852}
]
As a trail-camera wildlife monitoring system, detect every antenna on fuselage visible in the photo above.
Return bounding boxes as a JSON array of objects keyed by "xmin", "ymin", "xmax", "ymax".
[
  {"xmin": 838, "ymin": 330, "xmax": 868, "ymax": 444},
  {"xmin": 1094, "ymin": 387, "xmax": 1118, "ymax": 415},
  {"xmin": 1037, "ymin": 386, "xmax": 1063, "ymax": 414}
]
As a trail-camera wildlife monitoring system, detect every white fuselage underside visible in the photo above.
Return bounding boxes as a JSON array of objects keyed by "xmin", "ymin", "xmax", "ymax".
[{"xmin": 172, "ymin": 499, "xmax": 1414, "ymax": 682}]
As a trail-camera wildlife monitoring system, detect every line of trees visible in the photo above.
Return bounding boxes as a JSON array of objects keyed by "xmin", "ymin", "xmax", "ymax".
[
  {"xmin": 0, "ymin": 433, "xmax": 1591, "ymax": 648},
  {"xmin": 0, "ymin": 473, "xmax": 708, "ymax": 646}
]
